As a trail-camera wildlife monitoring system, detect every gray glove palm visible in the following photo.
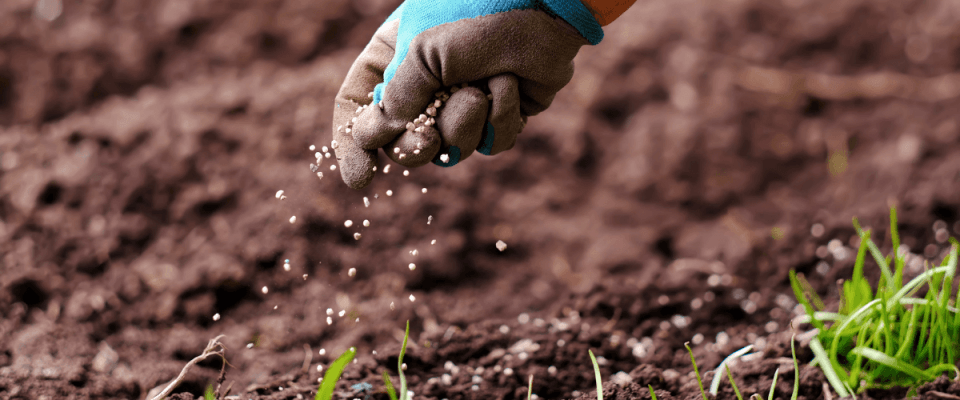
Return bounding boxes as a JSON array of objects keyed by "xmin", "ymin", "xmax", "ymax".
[{"xmin": 332, "ymin": 0, "xmax": 603, "ymax": 189}]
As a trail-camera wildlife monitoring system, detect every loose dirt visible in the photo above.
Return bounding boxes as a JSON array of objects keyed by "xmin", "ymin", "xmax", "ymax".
[{"xmin": 2, "ymin": 0, "xmax": 960, "ymax": 399}]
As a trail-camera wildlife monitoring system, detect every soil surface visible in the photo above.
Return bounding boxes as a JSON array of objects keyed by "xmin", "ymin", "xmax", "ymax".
[{"xmin": 2, "ymin": 0, "xmax": 960, "ymax": 399}]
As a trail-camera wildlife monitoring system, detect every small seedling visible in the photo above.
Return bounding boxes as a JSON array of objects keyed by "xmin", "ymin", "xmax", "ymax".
[
  {"xmin": 791, "ymin": 207, "xmax": 960, "ymax": 394},
  {"xmin": 588, "ymin": 349, "xmax": 603, "ymax": 400},
  {"xmin": 204, "ymin": 384, "xmax": 215, "ymax": 400},
  {"xmin": 316, "ymin": 346, "xmax": 357, "ymax": 400},
  {"xmin": 383, "ymin": 321, "xmax": 411, "ymax": 400},
  {"xmin": 647, "ymin": 385, "xmax": 658, "ymax": 400}
]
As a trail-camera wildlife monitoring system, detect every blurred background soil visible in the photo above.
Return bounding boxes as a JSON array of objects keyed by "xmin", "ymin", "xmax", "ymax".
[{"xmin": 2, "ymin": 0, "xmax": 960, "ymax": 399}]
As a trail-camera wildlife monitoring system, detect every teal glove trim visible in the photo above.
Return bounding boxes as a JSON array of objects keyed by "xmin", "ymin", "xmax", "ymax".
[
  {"xmin": 477, "ymin": 122, "xmax": 495, "ymax": 156},
  {"xmin": 537, "ymin": 0, "xmax": 603, "ymax": 45},
  {"xmin": 432, "ymin": 145, "xmax": 462, "ymax": 167},
  {"xmin": 373, "ymin": 0, "xmax": 602, "ymax": 105}
]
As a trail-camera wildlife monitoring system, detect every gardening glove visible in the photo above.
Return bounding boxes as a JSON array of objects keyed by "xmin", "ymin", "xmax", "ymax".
[{"xmin": 331, "ymin": 0, "xmax": 606, "ymax": 189}]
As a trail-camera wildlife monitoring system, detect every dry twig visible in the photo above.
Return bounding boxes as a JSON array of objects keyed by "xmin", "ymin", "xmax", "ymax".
[{"xmin": 147, "ymin": 335, "xmax": 227, "ymax": 400}]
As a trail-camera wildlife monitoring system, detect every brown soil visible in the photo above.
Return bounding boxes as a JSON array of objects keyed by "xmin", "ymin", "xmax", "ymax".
[{"xmin": 2, "ymin": 0, "xmax": 960, "ymax": 399}]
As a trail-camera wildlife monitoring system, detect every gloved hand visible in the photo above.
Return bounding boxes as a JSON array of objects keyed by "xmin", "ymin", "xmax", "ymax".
[{"xmin": 331, "ymin": 0, "xmax": 604, "ymax": 189}]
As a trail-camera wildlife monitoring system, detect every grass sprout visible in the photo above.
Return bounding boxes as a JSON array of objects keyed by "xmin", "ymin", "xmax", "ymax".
[
  {"xmin": 686, "ymin": 337, "xmax": 801, "ymax": 400},
  {"xmin": 684, "ymin": 342, "xmax": 709, "ymax": 400},
  {"xmin": 528, "ymin": 374, "xmax": 534, "ymax": 400},
  {"xmin": 709, "ymin": 344, "xmax": 753, "ymax": 396},
  {"xmin": 790, "ymin": 207, "xmax": 960, "ymax": 394},
  {"xmin": 648, "ymin": 385, "xmax": 658, "ymax": 400},
  {"xmin": 588, "ymin": 349, "xmax": 603, "ymax": 400},
  {"xmin": 315, "ymin": 346, "xmax": 357, "ymax": 400},
  {"xmin": 725, "ymin": 364, "xmax": 744, "ymax": 400},
  {"xmin": 383, "ymin": 321, "xmax": 411, "ymax": 400}
]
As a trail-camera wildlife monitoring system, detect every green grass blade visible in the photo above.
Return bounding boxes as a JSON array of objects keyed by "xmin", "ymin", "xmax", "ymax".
[
  {"xmin": 589, "ymin": 350, "xmax": 603, "ymax": 400},
  {"xmin": 808, "ymin": 337, "xmax": 850, "ymax": 397},
  {"xmin": 383, "ymin": 370, "xmax": 398, "ymax": 400},
  {"xmin": 528, "ymin": 375, "xmax": 534, "ymax": 400},
  {"xmin": 849, "ymin": 347, "xmax": 933, "ymax": 381},
  {"xmin": 709, "ymin": 345, "xmax": 753, "ymax": 396},
  {"xmin": 790, "ymin": 271, "xmax": 825, "ymax": 331},
  {"xmin": 648, "ymin": 385, "xmax": 658, "ymax": 400},
  {"xmin": 791, "ymin": 335, "xmax": 799, "ymax": 400},
  {"xmin": 886, "ymin": 266, "xmax": 952, "ymax": 310},
  {"xmin": 316, "ymin": 347, "xmax": 357, "ymax": 400},
  {"xmin": 398, "ymin": 321, "xmax": 410, "ymax": 400},
  {"xmin": 853, "ymin": 218, "xmax": 894, "ymax": 290},
  {"xmin": 684, "ymin": 342, "xmax": 709, "ymax": 400},
  {"xmin": 891, "ymin": 208, "xmax": 904, "ymax": 288},
  {"xmin": 724, "ymin": 364, "xmax": 744, "ymax": 400},
  {"xmin": 767, "ymin": 367, "xmax": 780, "ymax": 400}
]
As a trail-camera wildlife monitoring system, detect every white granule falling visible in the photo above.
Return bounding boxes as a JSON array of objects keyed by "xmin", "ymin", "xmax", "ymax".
[
  {"xmin": 303, "ymin": 274, "xmax": 308, "ymax": 280},
  {"xmin": 319, "ymin": 348, "xmax": 326, "ymax": 355},
  {"xmin": 348, "ymin": 268, "xmax": 356, "ymax": 277},
  {"xmin": 363, "ymin": 197, "xmax": 370, "ymax": 207},
  {"xmin": 326, "ymin": 308, "xmax": 333, "ymax": 315},
  {"xmin": 315, "ymin": 152, "xmax": 322, "ymax": 159},
  {"xmin": 344, "ymin": 220, "xmax": 353, "ymax": 228},
  {"xmin": 213, "ymin": 313, "xmax": 220, "ymax": 321},
  {"xmin": 413, "ymin": 149, "xmax": 420, "ymax": 155},
  {"xmin": 354, "ymin": 232, "xmax": 362, "ymax": 240},
  {"xmin": 409, "ymin": 294, "xmax": 416, "ymax": 302},
  {"xmin": 410, "ymin": 249, "xmax": 418, "ymax": 256},
  {"xmin": 316, "ymin": 172, "xmax": 323, "ymax": 179},
  {"xmin": 329, "ymin": 164, "xmax": 336, "ymax": 171},
  {"xmin": 394, "ymin": 147, "xmax": 401, "ymax": 154},
  {"xmin": 422, "ymin": 188, "xmax": 428, "ymax": 193},
  {"xmin": 322, "ymin": 146, "xmax": 328, "ymax": 152},
  {"xmin": 283, "ymin": 262, "xmax": 291, "ymax": 272},
  {"xmin": 309, "ymin": 145, "xmax": 316, "ymax": 151},
  {"xmin": 316, "ymin": 365, "xmax": 323, "ymax": 373},
  {"xmin": 247, "ymin": 343, "xmax": 254, "ymax": 349},
  {"xmin": 324, "ymin": 153, "xmax": 331, "ymax": 158},
  {"xmin": 496, "ymin": 240, "xmax": 507, "ymax": 251},
  {"xmin": 408, "ymin": 263, "xmax": 416, "ymax": 271},
  {"xmin": 431, "ymin": 239, "xmax": 436, "ymax": 245},
  {"xmin": 386, "ymin": 190, "xmax": 393, "ymax": 196},
  {"xmin": 275, "ymin": 190, "xmax": 284, "ymax": 199},
  {"xmin": 383, "ymin": 165, "xmax": 391, "ymax": 173},
  {"xmin": 440, "ymin": 154, "xmax": 450, "ymax": 163},
  {"xmin": 372, "ymin": 166, "xmax": 377, "ymax": 172},
  {"xmin": 427, "ymin": 215, "xmax": 433, "ymax": 224},
  {"xmin": 363, "ymin": 220, "xmax": 370, "ymax": 227},
  {"xmin": 326, "ymin": 316, "xmax": 332, "ymax": 325},
  {"xmin": 331, "ymin": 140, "xmax": 339, "ymax": 149},
  {"xmin": 262, "ymin": 286, "xmax": 269, "ymax": 294},
  {"xmin": 403, "ymin": 170, "xmax": 409, "ymax": 176},
  {"xmin": 289, "ymin": 216, "xmax": 297, "ymax": 224},
  {"xmin": 338, "ymin": 310, "xmax": 346, "ymax": 317},
  {"xmin": 390, "ymin": 302, "xmax": 395, "ymax": 310}
]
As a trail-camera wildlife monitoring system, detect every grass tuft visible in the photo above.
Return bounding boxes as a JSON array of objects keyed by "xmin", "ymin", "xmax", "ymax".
[{"xmin": 791, "ymin": 207, "xmax": 960, "ymax": 394}]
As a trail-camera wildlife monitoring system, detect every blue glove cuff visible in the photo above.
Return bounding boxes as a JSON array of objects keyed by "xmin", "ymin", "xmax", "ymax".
[{"xmin": 537, "ymin": 0, "xmax": 603, "ymax": 45}]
